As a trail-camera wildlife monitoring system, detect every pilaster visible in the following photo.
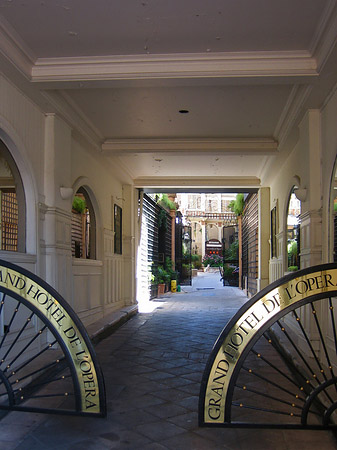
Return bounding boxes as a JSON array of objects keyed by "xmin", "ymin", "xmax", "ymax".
[
  {"xmin": 299, "ymin": 209, "xmax": 322, "ymax": 268},
  {"xmin": 122, "ymin": 184, "xmax": 136, "ymax": 305},
  {"xmin": 40, "ymin": 204, "xmax": 73, "ymax": 301},
  {"xmin": 42, "ymin": 114, "xmax": 73, "ymax": 301}
]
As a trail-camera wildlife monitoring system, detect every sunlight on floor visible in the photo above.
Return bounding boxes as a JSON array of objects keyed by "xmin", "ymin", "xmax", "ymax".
[{"xmin": 138, "ymin": 300, "xmax": 163, "ymax": 313}]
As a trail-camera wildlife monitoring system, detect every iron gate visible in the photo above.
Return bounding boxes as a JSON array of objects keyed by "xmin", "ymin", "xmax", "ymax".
[
  {"xmin": 0, "ymin": 259, "xmax": 106, "ymax": 417},
  {"xmin": 222, "ymin": 225, "xmax": 239, "ymax": 286},
  {"xmin": 175, "ymin": 214, "xmax": 192, "ymax": 286},
  {"xmin": 199, "ymin": 263, "xmax": 337, "ymax": 429}
]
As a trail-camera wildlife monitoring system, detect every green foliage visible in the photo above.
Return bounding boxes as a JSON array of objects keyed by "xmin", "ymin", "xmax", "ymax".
[
  {"xmin": 152, "ymin": 258, "xmax": 178, "ymax": 285},
  {"xmin": 156, "ymin": 193, "xmax": 177, "ymax": 210},
  {"xmin": 154, "ymin": 266, "xmax": 170, "ymax": 284},
  {"xmin": 158, "ymin": 208, "xmax": 167, "ymax": 230},
  {"xmin": 288, "ymin": 240, "xmax": 297, "ymax": 256},
  {"xmin": 222, "ymin": 265, "xmax": 235, "ymax": 277},
  {"xmin": 202, "ymin": 254, "xmax": 223, "ymax": 267},
  {"xmin": 225, "ymin": 240, "xmax": 239, "ymax": 260},
  {"xmin": 228, "ymin": 193, "xmax": 245, "ymax": 216},
  {"xmin": 165, "ymin": 257, "xmax": 178, "ymax": 281},
  {"xmin": 191, "ymin": 254, "xmax": 202, "ymax": 269},
  {"xmin": 287, "ymin": 240, "xmax": 298, "ymax": 269},
  {"xmin": 287, "ymin": 265, "xmax": 298, "ymax": 272},
  {"xmin": 72, "ymin": 195, "xmax": 86, "ymax": 213}
]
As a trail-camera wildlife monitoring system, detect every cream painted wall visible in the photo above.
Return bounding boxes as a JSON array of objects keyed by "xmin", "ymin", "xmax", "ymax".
[
  {"xmin": 0, "ymin": 74, "xmax": 137, "ymax": 329},
  {"xmin": 268, "ymin": 108, "xmax": 325, "ymax": 278},
  {"xmin": 321, "ymin": 88, "xmax": 337, "ymax": 262}
]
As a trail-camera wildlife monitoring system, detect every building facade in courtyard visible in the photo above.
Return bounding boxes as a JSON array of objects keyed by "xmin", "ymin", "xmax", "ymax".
[{"xmin": 176, "ymin": 193, "xmax": 237, "ymax": 258}]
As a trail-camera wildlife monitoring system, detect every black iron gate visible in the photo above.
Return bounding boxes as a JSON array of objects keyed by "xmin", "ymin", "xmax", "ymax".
[
  {"xmin": 0, "ymin": 259, "xmax": 106, "ymax": 417},
  {"xmin": 175, "ymin": 213, "xmax": 192, "ymax": 286},
  {"xmin": 199, "ymin": 263, "xmax": 337, "ymax": 429},
  {"xmin": 222, "ymin": 225, "xmax": 239, "ymax": 286}
]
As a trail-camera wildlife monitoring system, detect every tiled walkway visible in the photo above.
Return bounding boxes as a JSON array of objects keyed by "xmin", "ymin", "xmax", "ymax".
[{"xmin": 2, "ymin": 273, "xmax": 337, "ymax": 449}]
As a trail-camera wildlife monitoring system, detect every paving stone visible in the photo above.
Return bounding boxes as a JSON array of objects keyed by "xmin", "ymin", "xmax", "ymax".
[
  {"xmin": 161, "ymin": 431, "xmax": 222, "ymax": 450},
  {"xmin": 136, "ymin": 420, "xmax": 186, "ymax": 441},
  {"xmin": 144, "ymin": 402, "xmax": 189, "ymax": 419},
  {"xmin": 4, "ymin": 273, "xmax": 337, "ymax": 449},
  {"xmin": 167, "ymin": 411, "xmax": 199, "ymax": 430}
]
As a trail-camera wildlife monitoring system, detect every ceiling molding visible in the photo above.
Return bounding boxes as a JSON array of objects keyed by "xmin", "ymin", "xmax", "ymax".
[
  {"xmin": 133, "ymin": 176, "xmax": 261, "ymax": 190},
  {"xmin": 41, "ymin": 91, "xmax": 102, "ymax": 151},
  {"xmin": 102, "ymin": 138, "xmax": 278, "ymax": 155},
  {"xmin": 310, "ymin": 0, "xmax": 337, "ymax": 71},
  {"xmin": 274, "ymin": 84, "xmax": 313, "ymax": 148},
  {"xmin": 0, "ymin": 15, "xmax": 35, "ymax": 80},
  {"xmin": 30, "ymin": 51, "xmax": 317, "ymax": 83},
  {"xmin": 59, "ymin": 91, "xmax": 105, "ymax": 140}
]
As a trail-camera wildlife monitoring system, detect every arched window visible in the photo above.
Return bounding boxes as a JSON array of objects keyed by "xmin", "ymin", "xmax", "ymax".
[
  {"xmin": 286, "ymin": 187, "xmax": 301, "ymax": 271},
  {"xmin": 0, "ymin": 139, "xmax": 25, "ymax": 252},
  {"xmin": 71, "ymin": 187, "xmax": 96, "ymax": 259}
]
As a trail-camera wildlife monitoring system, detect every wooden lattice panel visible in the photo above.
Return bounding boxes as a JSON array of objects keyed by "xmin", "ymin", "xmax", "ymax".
[{"xmin": 1, "ymin": 190, "xmax": 18, "ymax": 251}]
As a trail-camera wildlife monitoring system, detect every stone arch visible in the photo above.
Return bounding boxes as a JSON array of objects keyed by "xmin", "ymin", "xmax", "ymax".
[
  {"xmin": 0, "ymin": 124, "xmax": 38, "ymax": 255},
  {"xmin": 71, "ymin": 178, "xmax": 102, "ymax": 261}
]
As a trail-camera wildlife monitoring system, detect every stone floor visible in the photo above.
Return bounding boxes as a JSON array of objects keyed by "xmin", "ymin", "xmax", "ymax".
[{"xmin": 2, "ymin": 273, "xmax": 337, "ymax": 449}]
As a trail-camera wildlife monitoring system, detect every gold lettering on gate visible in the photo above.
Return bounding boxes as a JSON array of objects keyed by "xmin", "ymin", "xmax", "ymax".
[
  {"xmin": 203, "ymin": 269, "xmax": 337, "ymax": 424},
  {"xmin": 0, "ymin": 267, "xmax": 100, "ymax": 414}
]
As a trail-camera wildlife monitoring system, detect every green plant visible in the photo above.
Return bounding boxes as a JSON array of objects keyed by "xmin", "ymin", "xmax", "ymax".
[
  {"xmin": 225, "ymin": 240, "xmax": 239, "ymax": 261},
  {"xmin": 165, "ymin": 257, "xmax": 178, "ymax": 280},
  {"xmin": 191, "ymin": 254, "xmax": 202, "ymax": 269},
  {"xmin": 155, "ymin": 266, "xmax": 170, "ymax": 284},
  {"xmin": 156, "ymin": 194, "xmax": 177, "ymax": 211},
  {"xmin": 287, "ymin": 240, "xmax": 298, "ymax": 268},
  {"xmin": 202, "ymin": 254, "xmax": 223, "ymax": 267},
  {"xmin": 72, "ymin": 196, "xmax": 86, "ymax": 213},
  {"xmin": 158, "ymin": 208, "xmax": 167, "ymax": 230},
  {"xmin": 287, "ymin": 265, "xmax": 298, "ymax": 272},
  {"xmin": 222, "ymin": 265, "xmax": 235, "ymax": 277},
  {"xmin": 228, "ymin": 193, "xmax": 245, "ymax": 216}
]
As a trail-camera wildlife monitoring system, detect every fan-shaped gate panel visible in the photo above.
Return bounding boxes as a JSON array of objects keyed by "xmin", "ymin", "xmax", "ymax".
[
  {"xmin": 199, "ymin": 264, "xmax": 337, "ymax": 429},
  {"xmin": 0, "ymin": 259, "xmax": 106, "ymax": 417}
]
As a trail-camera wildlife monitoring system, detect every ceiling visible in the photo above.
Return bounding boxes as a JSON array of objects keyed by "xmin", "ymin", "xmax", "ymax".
[{"xmin": 0, "ymin": 0, "xmax": 337, "ymax": 190}]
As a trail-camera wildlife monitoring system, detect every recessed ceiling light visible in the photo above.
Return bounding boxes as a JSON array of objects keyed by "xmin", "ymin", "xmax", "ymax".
[{"xmin": 179, "ymin": 109, "xmax": 189, "ymax": 114}]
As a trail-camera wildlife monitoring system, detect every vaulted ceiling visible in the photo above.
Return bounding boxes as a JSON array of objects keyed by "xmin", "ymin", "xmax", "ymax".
[{"xmin": 1, "ymin": 0, "xmax": 337, "ymax": 190}]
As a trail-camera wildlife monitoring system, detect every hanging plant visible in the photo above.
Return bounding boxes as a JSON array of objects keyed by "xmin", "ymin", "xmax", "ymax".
[
  {"xmin": 228, "ymin": 193, "xmax": 245, "ymax": 216},
  {"xmin": 72, "ymin": 196, "xmax": 86, "ymax": 214},
  {"xmin": 156, "ymin": 193, "xmax": 177, "ymax": 211}
]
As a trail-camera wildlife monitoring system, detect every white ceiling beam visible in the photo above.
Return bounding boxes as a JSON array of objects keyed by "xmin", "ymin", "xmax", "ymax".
[
  {"xmin": 31, "ymin": 52, "xmax": 317, "ymax": 83},
  {"xmin": 133, "ymin": 176, "xmax": 261, "ymax": 189},
  {"xmin": 102, "ymin": 138, "xmax": 278, "ymax": 155}
]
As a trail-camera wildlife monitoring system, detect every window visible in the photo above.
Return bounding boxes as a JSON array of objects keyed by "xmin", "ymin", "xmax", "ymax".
[
  {"xmin": 71, "ymin": 188, "xmax": 96, "ymax": 259},
  {"xmin": 0, "ymin": 140, "xmax": 25, "ymax": 252},
  {"xmin": 287, "ymin": 188, "xmax": 301, "ymax": 271},
  {"xmin": 271, "ymin": 206, "xmax": 277, "ymax": 258},
  {"xmin": 114, "ymin": 204, "xmax": 122, "ymax": 254}
]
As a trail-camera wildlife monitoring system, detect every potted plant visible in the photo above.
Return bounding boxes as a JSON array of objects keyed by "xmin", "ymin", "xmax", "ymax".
[
  {"xmin": 223, "ymin": 265, "xmax": 239, "ymax": 286},
  {"xmin": 155, "ymin": 266, "xmax": 170, "ymax": 295}
]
